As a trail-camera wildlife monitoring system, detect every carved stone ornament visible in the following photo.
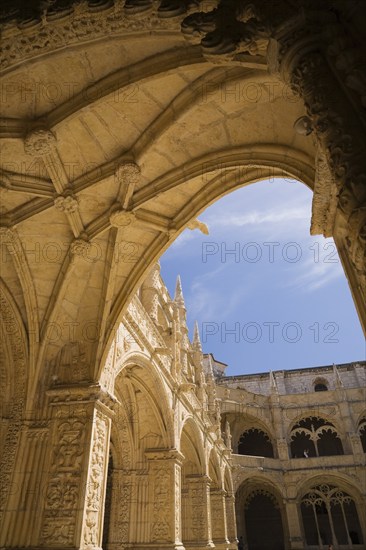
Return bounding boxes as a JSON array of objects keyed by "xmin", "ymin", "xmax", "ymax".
[
  {"xmin": 110, "ymin": 209, "xmax": 136, "ymax": 228},
  {"xmin": 70, "ymin": 237, "xmax": 92, "ymax": 257},
  {"xmin": 24, "ymin": 128, "xmax": 56, "ymax": 156},
  {"xmin": 115, "ymin": 161, "xmax": 141, "ymax": 186},
  {"xmin": 54, "ymin": 194, "xmax": 79, "ymax": 214}
]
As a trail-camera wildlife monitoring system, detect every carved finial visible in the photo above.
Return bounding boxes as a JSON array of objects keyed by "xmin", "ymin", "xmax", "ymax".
[
  {"xmin": 193, "ymin": 321, "xmax": 202, "ymax": 351},
  {"xmin": 269, "ymin": 370, "xmax": 278, "ymax": 393},
  {"xmin": 333, "ymin": 363, "xmax": 343, "ymax": 388},
  {"xmin": 205, "ymin": 353, "xmax": 214, "ymax": 378},
  {"xmin": 174, "ymin": 275, "xmax": 185, "ymax": 306}
]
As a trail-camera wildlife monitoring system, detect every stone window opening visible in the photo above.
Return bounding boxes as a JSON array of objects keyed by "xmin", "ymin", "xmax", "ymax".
[
  {"xmin": 237, "ymin": 428, "xmax": 274, "ymax": 458},
  {"xmin": 358, "ymin": 417, "xmax": 366, "ymax": 453},
  {"xmin": 290, "ymin": 417, "xmax": 344, "ymax": 458},
  {"xmin": 300, "ymin": 484, "xmax": 363, "ymax": 547},
  {"xmin": 314, "ymin": 380, "xmax": 328, "ymax": 392}
]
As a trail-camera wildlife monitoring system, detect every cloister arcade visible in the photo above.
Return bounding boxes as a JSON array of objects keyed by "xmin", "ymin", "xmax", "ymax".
[{"xmin": 1, "ymin": 0, "xmax": 366, "ymax": 549}]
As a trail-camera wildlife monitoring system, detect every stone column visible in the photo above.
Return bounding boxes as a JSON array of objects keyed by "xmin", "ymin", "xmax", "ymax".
[
  {"xmin": 145, "ymin": 449, "xmax": 185, "ymax": 550},
  {"xmin": 277, "ymin": 438, "xmax": 290, "ymax": 461},
  {"xmin": 184, "ymin": 474, "xmax": 214, "ymax": 550},
  {"xmin": 210, "ymin": 488, "xmax": 229, "ymax": 547},
  {"xmin": 105, "ymin": 469, "xmax": 134, "ymax": 549},
  {"xmin": 38, "ymin": 384, "xmax": 113, "ymax": 550},
  {"xmin": 225, "ymin": 492, "xmax": 238, "ymax": 548},
  {"xmin": 348, "ymin": 432, "xmax": 365, "ymax": 458},
  {"xmin": 1, "ymin": 423, "xmax": 49, "ymax": 548},
  {"xmin": 278, "ymin": 28, "xmax": 366, "ymax": 334},
  {"xmin": 284, "ymin": 499, "xmax": 303, "ymax": 550}
]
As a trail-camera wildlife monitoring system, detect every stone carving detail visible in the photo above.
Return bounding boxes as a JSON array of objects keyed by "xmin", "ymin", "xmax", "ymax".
[
  {"xmin": 24, "ymin": 129, "xmax": 56, "ymax": 156},
  {"xmin": 286, "ymin": 48, "xmax": 366, "ymax": 301},
  {"xmin": 0, "ymin": 284, "xmax": 27, "ymax": 524},
  {"xmin": 174, "ymin": 464, "xmax": 181, "ymax": 541},
  {"xmin": 115, "ymin": 162, "xmax": 141, "ymax": 186},
  {"xmin": 82, "ymin": 411, "xmax": 110, "ymax": 548},
  {"xmin": 0, "ymin": 2, "xmax": 180, "ymax": 72},
  {"xmin": 181, "ymin": 1, "xmax": 271, "ymax": 63},
  {"xmin": 109, "ymin": 209, "xmax": 136, "ymax": 228},
  {"xmin": 152, "ymin": 469, "xmax": 170, "ymax": 541},
  {"xmin": 54, "ymin": 194, "xmax": 79, "ymax": 214},
  {"xmin": 70, "ymin": 237, "xmax": 92, "ymax": 258},
  {"xmin": 310, "ymin": 148, "xmax": 338, "ymax": 238},
  {"xmin": 114, "ymin": 475, "xmax": 132, "ymax": 543},
  {"xmin": 41, "ymin": 414, "xmax": 86, "ymax": 546}
]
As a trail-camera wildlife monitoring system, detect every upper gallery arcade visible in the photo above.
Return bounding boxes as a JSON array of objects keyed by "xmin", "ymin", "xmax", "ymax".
[{"xmin": 0, "ymin": 0, "xmax": 366, "ymax": 549}]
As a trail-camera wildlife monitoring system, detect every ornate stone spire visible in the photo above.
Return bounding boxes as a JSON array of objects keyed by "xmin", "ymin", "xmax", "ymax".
[
  {"xmin": 174, "ymin": 275, "xmax": 185, "ymax": 307},
  {"xmin": 192, "ymin": 321, "xmax": 202, "ymax": 351}
]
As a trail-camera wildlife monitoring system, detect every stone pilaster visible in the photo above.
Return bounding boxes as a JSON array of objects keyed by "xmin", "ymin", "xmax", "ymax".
[
  {"xmin": 183, "ymin": 475, "xmax": 214, "ymax": 550},
  {"xmin": 284, "ymin": 499, "xmax": 303, "ymax": 550},
  {"xmin": 210, "ymin": 489, "xmax": 229, "ymax": 546},
  {"xmin": 38, "ymin": 384, "xmax": 113, "ymax": 550},
  {"xmin": 225, "ymin": 492, "xmax": 237, "ymax": 547},
  {"xmin": 145, "ymin": 448, "xmax": 185, "ymax": 550}
]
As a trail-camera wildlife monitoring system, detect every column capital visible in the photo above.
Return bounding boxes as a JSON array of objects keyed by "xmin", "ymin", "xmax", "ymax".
[
  {"xmin": 145, "ymin": 448, "xmax": 185, "ymax": 464},
  {"xmin": 46, "ymin": 382, "xmax": 117, "ymax": 415}
]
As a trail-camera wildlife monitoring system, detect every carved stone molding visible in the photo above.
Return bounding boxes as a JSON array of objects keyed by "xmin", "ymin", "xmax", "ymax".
[
  {"xmin": 0, "ymin": 1, "xmax": 182, "ymax": 72},
  {"xmin": 310, "ymin": 148, "xmax": 338, "ymax": 238}
]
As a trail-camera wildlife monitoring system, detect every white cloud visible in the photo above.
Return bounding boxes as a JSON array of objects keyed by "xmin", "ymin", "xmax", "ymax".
[{"xmin": 286, "ymin": 240, "xmax": 344, "ymax": 292}]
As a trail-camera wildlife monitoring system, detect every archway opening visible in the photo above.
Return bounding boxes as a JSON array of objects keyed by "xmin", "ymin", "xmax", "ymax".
[
  {"xmin": 358, "ymin": 417, "xmax": 366, "ymax": 453},
  {"xmin": 244, "ymin": 489, "xmax": 285, "ymax": 550},
  {"xmin": 160, "ymin": 178, "xmax": 364, "ymax": 376},
  {"xmin": 301, "ymin": 484, "xmax": 364, "ymax": 547},
  {"xmin": 238, "ymin": 428, "xmax": 274, "ymax": 457},
  {"xmin": 290, "ymin": 417, "xmax": 343, "ymax": 458}
]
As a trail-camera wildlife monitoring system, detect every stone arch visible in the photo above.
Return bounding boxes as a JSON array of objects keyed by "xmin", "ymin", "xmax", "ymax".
[
  {"xmin": 297, "ymin": 477, "xmax": 365, "ymax": 547},
  {"xmin": 117, "ymin": 358, "xmax": 173, "ymax": 453},
  {"xmin": 0, "ymin": 280, "xmax": 28, "ymax": 534},
  {"xmin": 313, "ymin": 377, "xmax": 329, "ymax": 392},
  {"xmin": 238, "ymin": 427, "xmax": 275, "ymax": 458},
  {"xmin": 180, "ymin": 416, "xmax": 206, "ymax": 476},
  {"xmin": 236, "ymin": 478, "xmax": 288, "ymax": 550},
  {"xmin": 226, "ymin": 412, "xmax": 275, "ymax": 456},
  {"xmin": 102, "ymin": 355, "xmax": 175, "ymax": 549},
  {"xmin": 289, "ymin": 416, "xmax": 344, "ymax": 458}
]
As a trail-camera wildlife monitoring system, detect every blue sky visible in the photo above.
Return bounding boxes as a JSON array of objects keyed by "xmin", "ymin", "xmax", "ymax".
[{"xmin": 159, "ymin": 178, "xmax": 365, "ymax": 376}]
